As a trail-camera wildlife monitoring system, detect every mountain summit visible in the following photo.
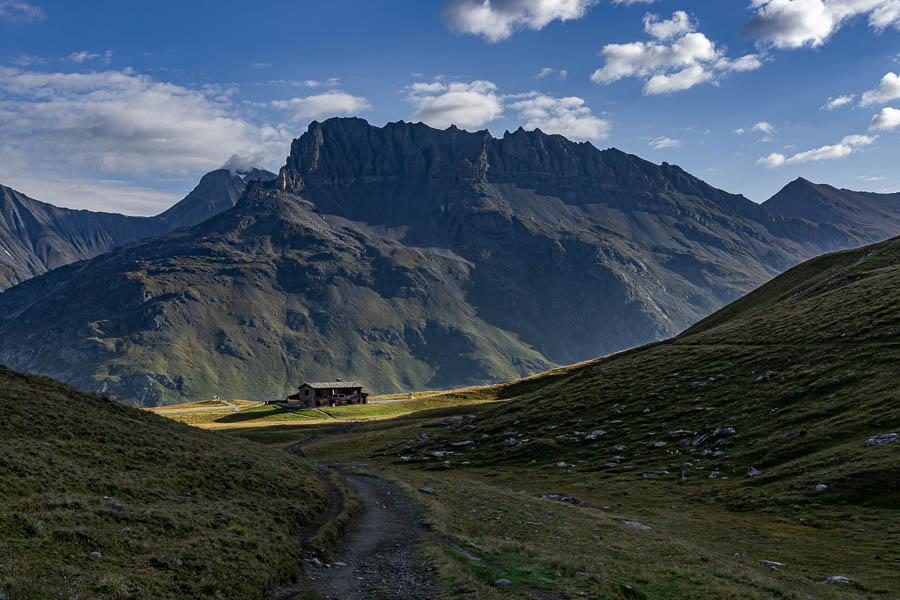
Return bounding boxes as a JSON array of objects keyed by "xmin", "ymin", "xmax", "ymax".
[{"xmin": 0, "ymin": 119, "xmax": 882, "ymax": 404}]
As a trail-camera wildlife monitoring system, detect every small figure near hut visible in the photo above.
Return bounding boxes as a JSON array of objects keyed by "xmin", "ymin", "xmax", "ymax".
[{"xmin": 285, "ymin": 379, "xmax": 368, "ymax": 408}]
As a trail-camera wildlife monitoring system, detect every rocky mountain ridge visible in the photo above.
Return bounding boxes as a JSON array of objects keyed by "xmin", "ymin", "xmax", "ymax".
[{"xmin": 0, "ymin": 118, "xmax": 894, "ymax": 404}]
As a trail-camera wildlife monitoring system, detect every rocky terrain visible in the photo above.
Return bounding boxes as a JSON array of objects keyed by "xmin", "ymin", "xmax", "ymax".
[{"xmin": 0, "ymin": 118, "xmax": 894, "ymax": 405}]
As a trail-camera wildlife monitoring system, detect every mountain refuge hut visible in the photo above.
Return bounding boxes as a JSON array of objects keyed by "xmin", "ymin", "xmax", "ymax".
[{"xmin": 285, "ymin": 381, "xmax": 369, "ymax": 407}]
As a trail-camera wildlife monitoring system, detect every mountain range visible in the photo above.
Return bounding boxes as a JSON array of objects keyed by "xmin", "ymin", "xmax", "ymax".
[
  {"xmin": 0, "ymin": 168, "xmax": 275, "ymax": 290},
  {"xmin": 0, "ymin": 118, "xmax": 897, "ymax": 405}
]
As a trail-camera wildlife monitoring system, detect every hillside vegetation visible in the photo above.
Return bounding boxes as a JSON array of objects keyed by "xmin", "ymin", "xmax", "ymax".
[{"xmin": 0, "ymin": 367, "xmax": 327, "ymax": 599}]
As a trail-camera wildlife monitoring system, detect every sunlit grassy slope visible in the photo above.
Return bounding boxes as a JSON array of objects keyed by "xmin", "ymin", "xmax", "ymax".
[{"xmin": 0, "ymin": 368, "xmax": 327, "ymax": 599}]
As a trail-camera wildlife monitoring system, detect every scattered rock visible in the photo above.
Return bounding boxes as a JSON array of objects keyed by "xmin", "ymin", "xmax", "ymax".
[
  {"xmin": 556, "ymin": 462, "xmax": 568, "ymax": 468},
  {"xmin": 864, "ymin": 433, "xmax": 898, "ymax": 447},
  {"xmin": 622, "ymin": 521, "xmax": 651, "ymax": 531},
  {"xmin": 754, "ymin": 371, "xmax": 776, "ymax": 383},
  {"xmin": 310, "ymin": 557, "xmax": 322, "ymax": 567},
  {"xmin": 759, "ymin": 560, "xmax": 784, "ymax": 568},
  {"xmin": 90, "ymin": 551, "xmax": 102, "ymax": 559},
  {"xmin": 815, "ymin": 484, "xmax": 829, "ymax": 493},
  {"xmin": 709, "ymin": 471, "xmax": 720, "ymax": 479},
  {"xmin": 103, "ymin": 502, "xmax": 129, "ymax": 512},
  {"xmin": 747, "ymin": 467, "xmax": 762, "ymax": 477},
  {"xmin": 451, "ymin": 440, "xmax": 475, "ymax": 447},
  {"xmin": 494, "ymin": 578, "xmax": 512, "ymax": 587},
  {"xmin": 503, "ymin": 438, "xmax": 519, "ymax": 446},
  {"xmin": 584, "ymin": 430, "xmax": 606, "ymax": 440},
  {"xmin": 399, "ymin": 456, "xmax": 411, "ymax": 462},
  {"xmin": 419, "ymin": 487, "xmax": 435, "ymax": 494},
  {"xmin": 823, "ymin": 576, "xmax": 851, "ymax": 585},
  {"xmin": 614, "ymin": 444, "xmax": 626, "ymax": 451},
  {"xmin": 171, "ymin": 557, "xmax": 183, "ymax": 566},
  {"xmin": 668, "ymin": 430, "xmax": 692, "ymax": 438}
]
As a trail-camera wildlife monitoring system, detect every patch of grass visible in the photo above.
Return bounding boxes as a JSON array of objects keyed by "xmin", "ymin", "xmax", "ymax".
[{"xmin": 0, "ymin": 367, "xmax": 327, "ymax": 599}]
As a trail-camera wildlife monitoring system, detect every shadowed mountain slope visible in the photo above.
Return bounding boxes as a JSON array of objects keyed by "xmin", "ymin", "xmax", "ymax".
[
  {"xmin": 0, "ymin": 168, "xmax": 275, "ymax": 290},
  {"xmin": 0, "ymin": 119, "xmax": 885, "ymax": 404},
  {"xmin": 764, "ymin": 177, "xmax": 900, "ymax": 243}
]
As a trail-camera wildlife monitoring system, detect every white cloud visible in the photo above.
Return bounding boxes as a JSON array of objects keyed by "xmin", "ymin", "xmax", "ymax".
[
  {"xmin": 272, "ymin": 90, "xmax": 372, "ymax": 121},
  {"xmin": 509, "ymin": 93, "xmax": 610, "ymax": 140},
  {"xmin": 221, "ymin": 151, "xmax": 269, "ymax": 173},
  {"xmin": 869, "ymin": 106, "xmax": 900, "ymax": 130},
  {"xmin": 591, "ymin": 11, "xmax": 763, "ymax": 94},
  {"xmin": 822, "ymin": 94, "xmax": 855, "ymax": 109},
  {"xmin": 734, "ymin": 127, "xmax": 746, "ymax": 134},
  {"xmin": 858, "ymin": 174, "xmax": 885, "ymax": 181},
  {"xmin": 611, "ymin": 0, "xmax": 656, "ymax": 4},
  {"xmin": 0, "ymin": 65, "xmax": 293, "ymax": 202},
  {"xmin": 744, "ymin": 0, "xmax": 900, "ymax": 49},
  {"xmin": 0, "ymin": 0, "xmax": 45, "ymax": 22},
  {"xmin": 559, "ymin": 69, "xmax": 568, "ymax": 79},
  {"xmin": 536, "ymin": 67, "xmax": 554, "ymax": 79},
  {"xmin": 753, "ymin": 120, "xmax": 775, "ymax": 134},
  {"xmin": 648, "ymin": 136, "xmax": 681, "ymax": 149},
  {"xmin": 406, "ymin": 80, "xmax": 504, "ymax": 128},
  {"xmin": 0, "ymin": 174, "xmax": 182, "ymax": 215},
  {"xmin": 756, "ymin": 132, "xmax": 877, "ymax": 167},
  {"xmin": 66, "ymin": 50, "xmax": 113, "ymax": 65},
  {"xmin": 860, "ymin": 72, "xmax": 900, "ymax": 106},
  {"xmin": 441, "ymin": 0, "xmax": 597, "ymax": 42},
  {"xmin": 643, "ymin": 10, "xmax": 693, "ymax": 41}
]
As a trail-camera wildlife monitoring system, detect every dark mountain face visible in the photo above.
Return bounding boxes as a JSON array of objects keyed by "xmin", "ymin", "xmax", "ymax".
[
  {"xmin": 0, "ymin": 119, "xmax": 877, "ymax": 405},
  {"xmin": 0, "ymin": 168, "xmax": 275, "ymax": 290},
  {"xmin": 763, "ymin": 177, "xmax": 900, "ymax": 243}
]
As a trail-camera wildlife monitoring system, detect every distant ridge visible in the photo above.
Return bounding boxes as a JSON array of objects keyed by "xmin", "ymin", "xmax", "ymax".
[
  {"xmin": 763, "ymin": 177, "xmax": 900, "ymax": 243},
  {"xmin": 0, "ymin": 167, "xmax": 275, "ymax": 290}
]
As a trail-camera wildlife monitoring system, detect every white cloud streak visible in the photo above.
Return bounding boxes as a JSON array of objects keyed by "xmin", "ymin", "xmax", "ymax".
[
  {"xmin": 744, "ymin": 0, "xmax": 900, "ymax": 49},
  {"xmin": 757, "ymin": 133, "xmax": 877, "ymax": 167},
  {"xmin": 272, "ymin": 90, "xmax": 372, "ymax": 121},
  {"xmin": 0, "ymin": 0, "xmax": 45, "ymax": 22},
  {"xmin": 591, "ymin": 11, "xmax": 763, "ymax": 94},
  {"xmin": 441, "ymin": 0, "xmax": 597, "ymax": 42},
  {"xmin": 822, "ymin": 94, "xmax": 855, "ymax": 109},
  {"xmin": 648, "ymin": 136, "xmax": 681, "ymax": 149}
]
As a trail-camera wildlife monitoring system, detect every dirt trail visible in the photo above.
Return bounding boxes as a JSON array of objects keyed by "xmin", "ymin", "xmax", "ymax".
[{"xmin": 273, "ymin": 471, "xmax": 437, "ymax": 600}]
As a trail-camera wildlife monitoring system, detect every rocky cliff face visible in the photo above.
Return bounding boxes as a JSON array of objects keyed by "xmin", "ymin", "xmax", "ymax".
[
  {"xmin": 0, "ymin": 119, "xmax": 882, "ymax": 404},
  {"xmin": 0, "ymin": 168, "xmax": 275, "ymax": 291}
]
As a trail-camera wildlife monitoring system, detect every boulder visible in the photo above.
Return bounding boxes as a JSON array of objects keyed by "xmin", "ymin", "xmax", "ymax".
[{"xmin": 823, "ymin": 576, "xmax": 851, "ymax": 585}]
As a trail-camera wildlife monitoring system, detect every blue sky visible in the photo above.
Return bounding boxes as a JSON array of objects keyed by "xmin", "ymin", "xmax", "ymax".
[{"xmin": 1, "ymin": 0, "xmax": 899, "ymax": 214}]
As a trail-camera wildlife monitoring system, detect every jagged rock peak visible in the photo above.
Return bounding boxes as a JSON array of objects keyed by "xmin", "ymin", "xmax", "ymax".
[{"xmin": 274, "ymin": 117, "xmax": 732, "ymax": 202}]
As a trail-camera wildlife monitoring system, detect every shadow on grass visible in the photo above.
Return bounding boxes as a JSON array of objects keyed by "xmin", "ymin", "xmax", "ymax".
[{"xmin": 215, "ymin": 406, "xmax": 326, "ymax": 424}]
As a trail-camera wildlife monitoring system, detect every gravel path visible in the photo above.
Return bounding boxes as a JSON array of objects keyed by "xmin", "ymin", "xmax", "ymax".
[{"xmin": 276, "ymin": 471, "xmax": 438, "ymax": 600}]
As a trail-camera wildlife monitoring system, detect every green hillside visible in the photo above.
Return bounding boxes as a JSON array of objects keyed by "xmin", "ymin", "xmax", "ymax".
[
  {"xmin": 288, "ymin": 236, "xmax": 900, "ymax": 598},
  {"xmin": 0, "ymin": 367, "xmax": 327, "ymax": 599}
]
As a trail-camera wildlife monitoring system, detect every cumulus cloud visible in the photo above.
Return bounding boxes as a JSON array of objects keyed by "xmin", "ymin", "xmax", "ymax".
[
  {"xmin": 860, "ymin": 72, "xmax": 900, "ymax": 106},
  {"xmin": 591, "ymin": 11, "xmax": 763, "ymax": 94},
  {"xmin": 734, "ymin": 127, "xmax": 746, "ymax": 134},
  {"xmin": 757, "ymin": 133, "xmax": 877, "ymax": 167},
  {"xmin": 869, "ymin": 106, "xmax": 900, "ymax": 130},
  {"xmin": 536, "ymin": 67, "xmax": 554, "ymax": 79},
  {"xmin": 441, "ymin": 0, "xmax": 596, "ymax": 42},
  {"xmin": 406, "ymin": 80, "xmax": 504, "ymax": 128},
  {"xmin": 0, "ymin": 0, "xmax": 45, "ymax": 22},
  {"xmin": 753, "ymin": 120, "xmax": 775, "ymax": 134},
  {"xmin": 648, "ymin": 136, "xmax": 681, "ymax": 149},
  {"xmin": 272, "ymin": 90, "xmax": 372, "ymax": 121},
  {"xmin": 0, "ymin": 65, "xmax": 294, "ymax": 201},
  {"xmin": 744, "ymin": 0, "xmax": 900, "ymax": 49},
  {"xmin": 508, "ymin": 93, "xmax": 610, "ymax": 140},
  {"xmin": 822, "ymin": 94, "xmax": 855, "ymax": 110}
]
